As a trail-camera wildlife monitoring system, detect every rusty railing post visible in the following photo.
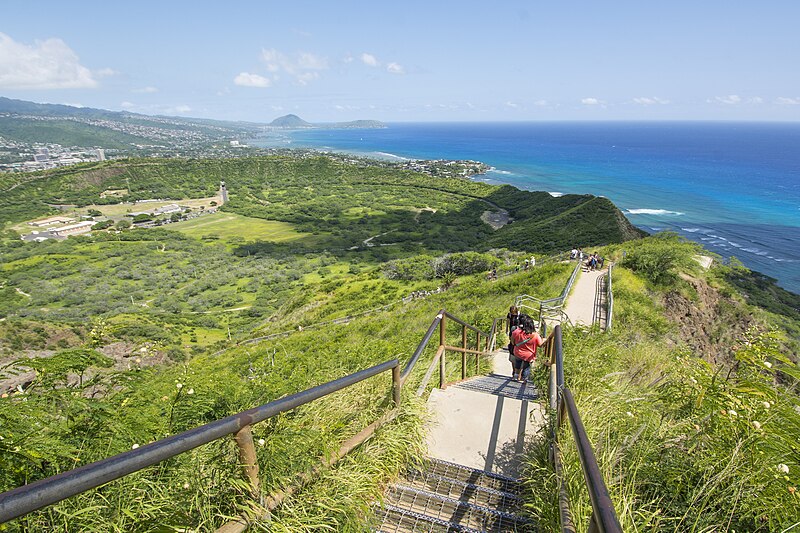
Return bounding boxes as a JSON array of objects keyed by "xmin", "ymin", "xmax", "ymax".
[
  {"xmin": 392, "ymin": 364, "xmax": 401, "ymax": 407},
  {"xmin": 234, "ymin": 425, "xmax": 260, "ymax": 499},
  {"xmin": 461, "ymin": 325, "xmax": 467, "ymax": 380},
  {"xmin": 475, "ymin": 332, "xmax": 481, "ymax": 374},
  {"xmin": 439, "ymin": 349, "xmax": 446, "ymax": 388}
]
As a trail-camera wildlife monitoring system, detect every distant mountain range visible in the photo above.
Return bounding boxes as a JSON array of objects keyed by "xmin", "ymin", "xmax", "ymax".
[
  {"xmin": 0, "ymin": 98, "xmax": 385, "ymax": 152},
  {"xmin": 268, "ymin": 114, "xmax": 386, "ymax": 130}
]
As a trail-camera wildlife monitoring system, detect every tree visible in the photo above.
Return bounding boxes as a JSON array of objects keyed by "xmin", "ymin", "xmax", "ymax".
[{"xmin": 115, "ymin": 219, "xmax": 132, "ymax": 230}]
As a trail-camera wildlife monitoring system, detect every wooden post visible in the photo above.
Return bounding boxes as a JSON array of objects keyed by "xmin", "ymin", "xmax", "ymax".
[
  {"xmin": 475, "ymin": 332, "xmax": 481, "ymax": 374},
  {"xmin": 392, "ymin": 364, "xmax": 401, "ymax": 407},
  {"xmin": 439, "ymin": 350, "xmax": 446, "ymax": 388},
  {"xmin": 234, "ymin": 426, "xmax": 260, "ymax": 498},
  {"xmin": 461, "ymin": 326, "xmax": 467, "ymax": 380}
]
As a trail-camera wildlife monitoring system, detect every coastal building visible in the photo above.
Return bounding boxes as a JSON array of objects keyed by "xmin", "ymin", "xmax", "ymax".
[
  {"xmin": 28, "ymin": 216, "xmax": 75, "ymax": 227},
  {"xmin": 152, "ymin": 203, "xmax": 182, "ymax": 216},
  {"xmin": 50, "ymin": 221, "xmax": 94, "ymax": 237}
]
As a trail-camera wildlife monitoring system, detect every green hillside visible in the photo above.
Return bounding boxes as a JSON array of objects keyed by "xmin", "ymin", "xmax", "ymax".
[
  {"xmin": 0, "ymin": 116, "xmax": 153, "ymax": 149},
  {"xmin": 0, "ymin": 154, "xmax": 797, "ymax": 531}
]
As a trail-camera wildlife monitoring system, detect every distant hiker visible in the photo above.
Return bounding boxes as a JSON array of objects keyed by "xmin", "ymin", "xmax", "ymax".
[
  {"xmin": 511, "ymin": 315, "xmax": 544, "ymax": 383},
  {"xmin": 506, "ymin": 305, "xmax": 522, "ymax": 374},
  {"xmin": 570, "ymin": 247, "xmax": 578, "ymax": 260},
  {"xmin": 598, "ymin": 256, "xmax": 605, "ymax": 269},
  {"xmin": 530, "ymin": 256, "xmax": 536, "ymax": 267},
  {"xmin": 523, "ymin": 259, "xmax": 530, "ymax": 270},
  {"xmin": 491, "ymin": 268, "xmax": 497, "ymax": 280},
  {"xmin": 589, "ymin": 253, "xmax": 598, "ymax": 271}
]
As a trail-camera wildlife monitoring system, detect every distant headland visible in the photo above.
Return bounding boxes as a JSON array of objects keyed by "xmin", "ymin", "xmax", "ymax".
[{"xmin": 267, "ymin": 114, "xmax": 386, "ymax": 130}]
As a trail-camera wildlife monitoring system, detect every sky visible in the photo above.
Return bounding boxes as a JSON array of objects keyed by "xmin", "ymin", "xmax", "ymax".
[{"xmin": 1, "ymin": 1, "xmax": 799, "ymax": 123}]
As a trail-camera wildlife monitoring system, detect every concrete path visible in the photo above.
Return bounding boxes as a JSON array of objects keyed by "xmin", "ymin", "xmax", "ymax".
[
  {"xmin": 563, "ymin": 267, "xmax": 606, "ymax": 326},
  {"xmin": 425, "ymin": 350, "xmax": 546, "ymax": 478}
]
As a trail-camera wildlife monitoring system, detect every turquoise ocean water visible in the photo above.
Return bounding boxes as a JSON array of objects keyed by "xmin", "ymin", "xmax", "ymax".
[{"xmin": 252, "ymin": 122, "xmax": 800, "ymax": 294}]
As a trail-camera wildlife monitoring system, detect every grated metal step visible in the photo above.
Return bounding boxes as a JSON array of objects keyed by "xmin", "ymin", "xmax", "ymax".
[
  {"xmin": 382, "ymin": 484, "xmax": 536, "ymax": 532},
  {"xmin": 453, "ymin": 373, "xmax": 538, "ymax": 402},
  {"xmin": 420, "ymin": 457, "xmax": 523, "ymax": 495},
  {"xmin": 374, "ymin": 503, "xmax": 484, "ymax": 532},
  {"xmin": 401, "ymin": 469, "xmax": 523, "ymax": 514}
]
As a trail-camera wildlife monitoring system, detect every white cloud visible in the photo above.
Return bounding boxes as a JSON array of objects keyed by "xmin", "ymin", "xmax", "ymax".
[
  {"xmin": 0, "ymin": 32, "xmax": 97, "ymax": 89},
  {"xmin": 748, "ymin": 96, "xmax": 763, "ymax": 104},
  {"xmin": 260, "ymin": 48, "xmax": 327, "ymax": 84},
  {"xmin": 533, "ymin": 99, "xmax": 549, "ymax": 107},
  {"xmin": 95, "ymin": 68, "xmax": 117, "ymax": 78},
  {"xmin": 120, "ymin": 101, "xmax": 135, "ymax": 109},
  {"xmin": 343, "ymin": 55, "xmax": 354, "ymax": 63},
  {"xmin": 581, "ymin": 97, "xmax": 603, "ymax": 105},
  {"xmin": 711, "ymin": 95, "xmax": 742, "ymax": 105},
  {"xmin": 361, "ymin": 53, "xmax": 379, "ymax": 67},
  {"xmin": 296, "ymin": 72, "xmax": 319, "ymax": 85},
  {"xmin": 386, "ymin": 62, "xmax": 404, "ymax": 74},
  {"xmin": 505, "ymin": 101, "xmax": 520, "ymax": 108},
  {"xmin": 234, "ymin": 72, "xmax": 271, "ymax": 88},
  {"xmin": 776, "ymin": 97, "xmax": 800, "ymax": 105},
  {"xmin": 633, "ymin": 96, "xmax": 669, "ymax": 105},
  {"xmin": 133, "ymin": 86, "xmax": 158, "ymax": 94}
]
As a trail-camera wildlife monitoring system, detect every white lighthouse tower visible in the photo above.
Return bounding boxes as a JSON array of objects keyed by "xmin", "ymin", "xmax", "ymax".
[{"xmin": 219, "ymin": 181, "xmax": 228, "ymax": 204}]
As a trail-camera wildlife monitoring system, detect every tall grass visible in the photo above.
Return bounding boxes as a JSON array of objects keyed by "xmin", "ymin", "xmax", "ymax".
[
  {"xmin": 535, "ymin": 265, "xmax": 800, "ymax": 532},
  {"xmin": 1, "ymin": 263, "xmax": 572, "ymax": 531}
]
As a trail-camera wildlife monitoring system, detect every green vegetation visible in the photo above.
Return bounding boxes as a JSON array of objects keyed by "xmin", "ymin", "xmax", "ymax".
[
  {"xmin": 0, "ymin": 153, "xmax": 797, "ymax": 531},
  {"xmin": 169, "ymin": 212, "xmax": 307, "ymax": 244},
  {"xmin": 523, "ymin": 238, "xmax": 800, "ymax": 532}
]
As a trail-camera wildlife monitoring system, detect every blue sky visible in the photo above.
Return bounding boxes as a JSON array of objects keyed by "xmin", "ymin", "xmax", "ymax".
[{"xmin": 1, "ymin": 1, "xmax": 799, "ymax": 122}]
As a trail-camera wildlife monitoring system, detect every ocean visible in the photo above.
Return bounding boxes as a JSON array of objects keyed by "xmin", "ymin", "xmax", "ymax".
[{"xmin": 251, "ymin": 122, "xmax": 800, "ymax": 294}]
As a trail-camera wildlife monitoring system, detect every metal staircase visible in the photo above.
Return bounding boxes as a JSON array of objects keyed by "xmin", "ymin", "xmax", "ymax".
[
  {"xmin": 374, "ymin": 369, "xmax": 540, "ymax": 532},
  {"xmin": 374, "ymin": 457, "xmax": 536, "ymax": 532}
]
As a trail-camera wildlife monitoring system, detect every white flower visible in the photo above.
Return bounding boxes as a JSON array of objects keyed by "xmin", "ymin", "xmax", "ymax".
[
  {"xmin": 176, "ymin": 383, "xmax": 183, "ymax": 389},
  {"xmin": 728, "ymin": 409, "xmax": 738, "ymax": 417},
  {"xmin": 626, "ymin": 411, "xmax": 634, "ymax": 417},
  {"xmin": 762, "ymin": 401, "xmax": 772, "ymax": 409},
  {"xmin": 183, "ymin": 482, "xmax": 190, "ymax": 489},
  {"xmin": 187, "ymin": 388, "xmax": 194, "ymax": 395},
  {"xmin": 689, "ymin": 377, "xmax": 697, "ymax": 384},
  {"xmin": 763, "ymin": 361, "xmax": 773, "ymax": 369},
  {"xmin": 258, "ymin": 438, "xmax": 266, "ymax": 446},
  {"xmin": 778, "ymin": 464, "xmax": 790, "ymax": 474},
  {"xmin": 752, "ymin": 421, "xmax": 761, "ymax": 430},
  {"xmin": 132, "ymin": 443, "xmax": 140, "ymax": 449}
]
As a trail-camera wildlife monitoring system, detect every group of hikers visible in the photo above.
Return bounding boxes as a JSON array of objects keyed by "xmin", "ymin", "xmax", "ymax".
[
  {"xmin": 570, "ymin": 247, "xmax": 604, "ymax": 271},
  {"xmin": 505, "ymin": 305, "xmax": 544, "ymax": 383}
]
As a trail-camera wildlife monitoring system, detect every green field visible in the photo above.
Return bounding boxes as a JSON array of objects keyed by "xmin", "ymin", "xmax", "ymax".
[{"xmin": 169, "ymin": 212, "xmax": 307, "ymax": 243}]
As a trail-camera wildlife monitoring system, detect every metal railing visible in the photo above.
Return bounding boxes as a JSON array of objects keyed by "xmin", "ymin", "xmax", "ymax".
[
  {"xmin": 0, "ymin": 309, "xmax": 495, "ymax": 530},
  {"xmin": 399, "ymin": 310, "xmax": 496, "ymax": 397},
  {"xmin": 515, "ymin": 258, "xmax": 581, "ymax": 327},
  {"xmin": 606, "ymin": 263, "xmax": 614, "ymax": 331},
  {"xmin": 541, "ymin": 325, "xmax": 622, "ymax": 533}
]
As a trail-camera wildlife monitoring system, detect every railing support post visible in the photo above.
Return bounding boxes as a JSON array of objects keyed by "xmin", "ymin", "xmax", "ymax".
[
  {"xmin": 392, "ymin": 364, "xmax": 401, "ymax": 407},
  {"xmin": 234, "ymin": 426, "xmax": 260, "ymax": 498},
  {"xmin": 439, "ymin": 349, "xmax": 446, "ymax": 389},
  {"xmin": 550, "ymin": 362, "xmax": 557, "ymax": 412},
  {"xmin": 475, "ymin": 332, "xmax": 481, "ymax": 374},
  {"xmin": 461, "ymin": 326, "xmax": 467, "ymax": 380}
]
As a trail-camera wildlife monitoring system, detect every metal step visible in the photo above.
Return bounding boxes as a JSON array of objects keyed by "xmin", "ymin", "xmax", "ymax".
[
  {"xmin": 374, "ymin": 503, "xmax": 485, "ymax": 533},
  {"xmin": 383, "ymin": 484, "xmax": 536, "ymax": 532},
  {"xmin": 401, "ymin": 469, "xmax": 523, "ymax": 514},
  {"xmin": 453, "ymin": 373, "xmax": 539, "ymax": 402},
  {"xmin": 419, "ymin": 457, "xmax": 523, "ymax": 495}
]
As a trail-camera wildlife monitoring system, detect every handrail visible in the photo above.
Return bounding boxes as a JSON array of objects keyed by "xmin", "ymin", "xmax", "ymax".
[
  {"xmin": 606, "ymin": 263, "xmax": 614, "ymax": 331},
  {"xmin": 400, "ymin": 310, "xmax": 490, "ymax": 384},
  {"xmin": 0, "ymin": 359, "xmax": 399, "ymax": 524},
  {"xmin": 1, "ymin": 307, "xmax": 495, "ymax": 528},
  {"xmin": 545, "ymin": 324, "xmax": 622, "ymax": 533},
  {"xmin": 516, "ymin": 259, "xmax": 580, "ymax": 328}
]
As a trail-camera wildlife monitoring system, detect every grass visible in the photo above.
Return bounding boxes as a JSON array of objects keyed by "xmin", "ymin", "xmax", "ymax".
[
  {"xmin": 521, "ymin": 259, "xmax": 800, "ymax": 532},
  {"xmin": 169, "ymin": 212, "xmax": 307, "ymax": 244}
]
